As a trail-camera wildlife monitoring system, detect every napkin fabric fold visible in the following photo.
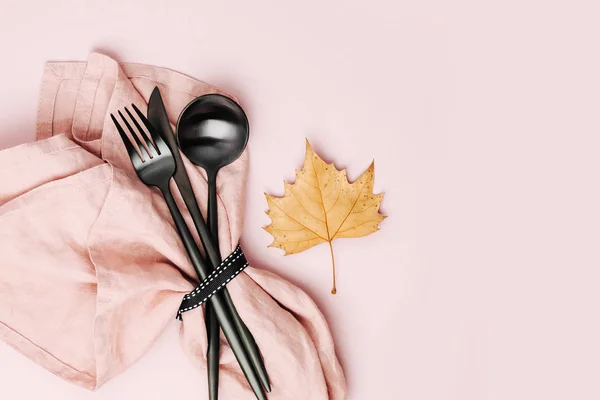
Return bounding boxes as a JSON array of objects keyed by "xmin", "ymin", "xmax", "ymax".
[{"xmin": 0, "ymin": 53, "xmax": 347, "ymax": 400}]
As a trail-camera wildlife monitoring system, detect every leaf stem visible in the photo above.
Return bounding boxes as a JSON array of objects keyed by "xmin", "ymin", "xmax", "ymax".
[{"xmin": 329, "ymin": 241, "xmax": 337, "ymax": 294}]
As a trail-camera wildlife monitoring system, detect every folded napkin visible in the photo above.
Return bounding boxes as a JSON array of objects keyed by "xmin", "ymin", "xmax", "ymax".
[{"xmin": 0, "ymin": 53, "xmax": 347, "ymax": 399}]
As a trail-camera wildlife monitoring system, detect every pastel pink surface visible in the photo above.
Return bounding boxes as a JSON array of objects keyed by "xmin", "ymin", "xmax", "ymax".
[
  {"xmin": 1, "ymin": 1, "xmax": 600, "ymax": 400},
  {"xmin": 0, "ymin": 54, "xmax": 346, "ymax": 399}
]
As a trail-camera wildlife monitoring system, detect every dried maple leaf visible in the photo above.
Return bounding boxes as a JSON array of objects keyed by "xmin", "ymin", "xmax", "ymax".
[{"xmin": 264, "ymin": 139, "xmax": 386, "ymax": 294}]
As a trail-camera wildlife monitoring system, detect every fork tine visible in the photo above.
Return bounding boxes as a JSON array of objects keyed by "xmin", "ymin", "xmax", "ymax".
[
  {"xmin": 111, "ymin": 113, "xmax": 143, "ymax": 164},
  {"xmin": 125, "ymin": 106, "xmax": 158, "ymax": 157},
  {"xmin": 131, "ymin": 103, "xmax": 165, "ymax": 152},
  {"xmin": 118, "ymin": 110, "xmax": 150, "ymax": 161}
]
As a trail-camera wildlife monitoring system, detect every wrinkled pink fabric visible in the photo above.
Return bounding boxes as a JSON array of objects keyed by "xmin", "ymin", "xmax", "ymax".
[{"xmin": 0, "ymin": 53, "xmax": 346, "ymax": 399}]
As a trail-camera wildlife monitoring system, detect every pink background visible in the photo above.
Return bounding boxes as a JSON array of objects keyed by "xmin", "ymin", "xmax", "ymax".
[{"xmin": 1, "ymin": 0, "xmax": 600, "ymax": 399}]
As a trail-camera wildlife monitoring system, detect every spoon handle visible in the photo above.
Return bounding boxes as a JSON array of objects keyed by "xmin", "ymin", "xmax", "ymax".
[
  {"xmin": 207, "ymin": 173, "xmax": 219, "ymax": 242},
  {"xmin": 206, "ymin": 302, "xmax": 219, "ymax": 400},
  {"xmin": 207, "ymin": 173, "xmax": 271, "ymax": 393},
  {"xmin": 206, "ymin": 173, "xmax": 220, "ymax": 400}
]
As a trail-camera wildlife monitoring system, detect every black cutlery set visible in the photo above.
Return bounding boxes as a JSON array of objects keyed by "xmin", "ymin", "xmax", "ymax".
[{"xmin": 111, "ymin": 88, "xmax": 269, "ymax": 400}]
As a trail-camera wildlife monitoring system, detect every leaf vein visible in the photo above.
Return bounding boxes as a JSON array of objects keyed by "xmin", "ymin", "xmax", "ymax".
[
  {"xmin": 289, "ymin": 187, "xmax": 326, "ymax": 222},
  {"xmin": 335, "ymin": 217, "xmax": 382, "ymax": 235},
  {"xmin": 271, "ymin": 201, "xmax": 328, "ymax": 241},
  {"xmin": 331, "ymin": 178, "xmax": 369, "ymax": 239},
  {"xmin": 326, "ymin": 185, "xmax": 341, "ymax": 213},
  {"xmin": 310, "ymin": 154, "xmax": 332, "ymax": 241}
]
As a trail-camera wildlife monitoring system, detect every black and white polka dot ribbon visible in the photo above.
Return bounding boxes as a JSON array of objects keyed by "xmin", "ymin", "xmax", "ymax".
[{"xmin": 177, "ymin": 245, "xmax": 248, "ymax": 320}]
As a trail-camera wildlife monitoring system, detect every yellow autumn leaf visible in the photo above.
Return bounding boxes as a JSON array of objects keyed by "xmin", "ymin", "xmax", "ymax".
[{"xmin": 264, "ymin": 139, "xmax": 386, "ymax": 294}]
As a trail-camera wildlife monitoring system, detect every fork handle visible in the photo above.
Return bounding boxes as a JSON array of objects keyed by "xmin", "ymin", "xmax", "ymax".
[{"xmin": 159, "ymin": 184, "xmax": 267, "ymax": 400}]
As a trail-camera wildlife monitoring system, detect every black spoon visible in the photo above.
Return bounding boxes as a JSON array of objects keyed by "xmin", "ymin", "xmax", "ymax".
[
  {"xmin": 177, "ymin": 94, "xmax": 249, "ymax": 241},
  {"xmin": 177, "ymin": 94, "xmax": 270, "ymax": 393}
]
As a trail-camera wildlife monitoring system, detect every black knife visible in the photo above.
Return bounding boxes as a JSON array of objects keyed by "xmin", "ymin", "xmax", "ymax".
[
  {"xmin": 147, "ymin": 87, "xmax": 270, "ymax": 397},
  {"xmin": 147, "ymin": 87, "xmax": 222, "ymax": 400}
]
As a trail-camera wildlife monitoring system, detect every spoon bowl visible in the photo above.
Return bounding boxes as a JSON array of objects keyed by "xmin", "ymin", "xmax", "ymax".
[{"xmin": 177, "ymin": 94, "xmax": 249, "ymax": 175}]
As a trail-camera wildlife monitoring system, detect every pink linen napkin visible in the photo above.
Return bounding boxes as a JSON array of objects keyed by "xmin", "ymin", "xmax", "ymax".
[{"xmin": 0, "ymin": 53, "xmax": 347, "ymax": 399}]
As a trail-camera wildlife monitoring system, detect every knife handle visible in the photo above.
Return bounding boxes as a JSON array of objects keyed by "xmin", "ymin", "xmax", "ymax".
[{"xmin": 207, "ymin": 173, "xmax": 271, "ymax": 393}]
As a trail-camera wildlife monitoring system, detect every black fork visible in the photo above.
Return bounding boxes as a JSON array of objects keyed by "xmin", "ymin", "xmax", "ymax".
[{"xmin": 112, "ymin": 106, "xmax": 267, "ymax": 400}]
